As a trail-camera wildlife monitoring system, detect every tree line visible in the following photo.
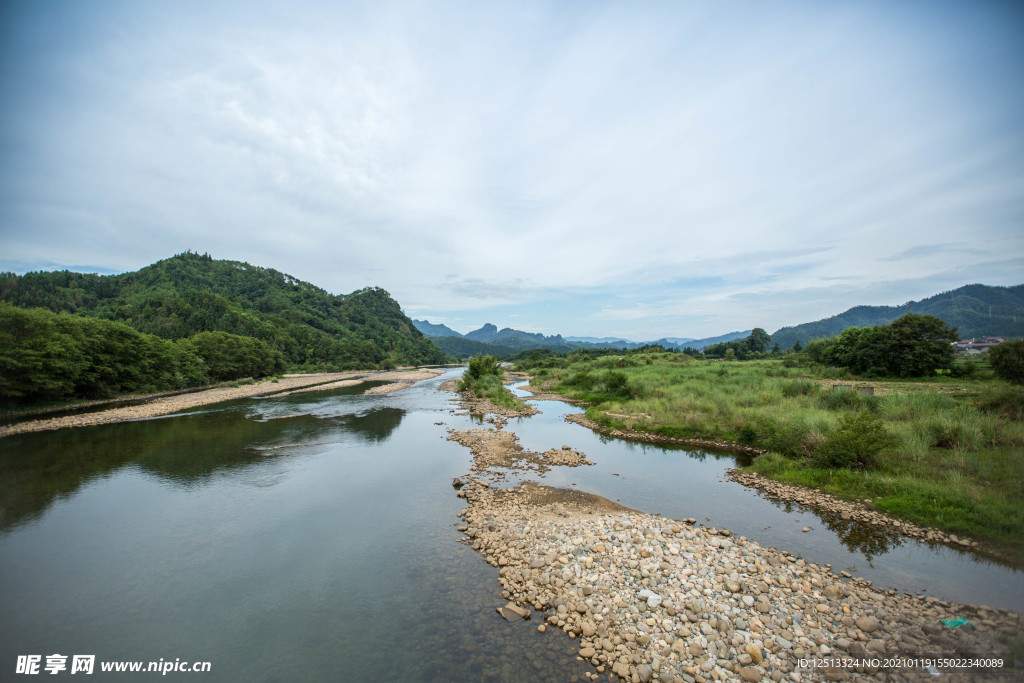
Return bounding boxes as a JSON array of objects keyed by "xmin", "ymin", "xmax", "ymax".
[{"xmin": 0, "ymin": 303, "xmax": 284, "ymax": 406}]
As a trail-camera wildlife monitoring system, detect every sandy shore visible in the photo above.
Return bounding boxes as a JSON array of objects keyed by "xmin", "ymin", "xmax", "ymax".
[
  {"xmin": 0, "ymin": 368, "xmax": 444, "ymax": 438},
  {"xmin": 364, "ymin": 381, "xmax": 414, "ymax": 394}
]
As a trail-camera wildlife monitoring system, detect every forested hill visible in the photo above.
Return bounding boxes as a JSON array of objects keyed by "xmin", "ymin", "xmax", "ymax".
[
  {"xmin": 0, "ymin": 252, "xmax": 446, "ymax": 371},
  {"xmin": 770, "ymin": 284, "xmax": 1024, "ymax": 350}
]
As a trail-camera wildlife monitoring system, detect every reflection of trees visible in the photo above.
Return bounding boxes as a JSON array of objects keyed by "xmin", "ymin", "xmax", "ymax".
[
  {"xmin": 768, "ymin": 498, "xmax": 905, "ymax": 562},
  {"xmin": 338, "ymin": 407, "xmax": 405, "ymax": 443},
  {"xmin": 0, "ymin": 405, "xmax": 405, "ymax": 532},
  {"xmin": 818, "ymin": 511, "xmax": 906, "ymax": 562}
]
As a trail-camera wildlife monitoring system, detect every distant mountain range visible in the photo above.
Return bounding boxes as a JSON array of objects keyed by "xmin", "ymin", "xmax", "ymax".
[
  {"xmin": 415, "ymin": 283, "xmax": 1023, "ymax": 358},
  {"xmin": 769, "ymin": 283, "xmax": 1024, "ymax": 350},
  {"xmin": 412, "ymin": 319, "xmax": 750, "ymax": 356}
]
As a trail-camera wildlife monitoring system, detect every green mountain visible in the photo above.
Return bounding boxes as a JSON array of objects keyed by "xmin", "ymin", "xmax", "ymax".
[
  {"xmin": 0, "ymin": 252, "xmax": 446, "ymax": 371},
  {"xmin": 770, "ymin": 284, "xmax": 1024, "ymax": 350}
]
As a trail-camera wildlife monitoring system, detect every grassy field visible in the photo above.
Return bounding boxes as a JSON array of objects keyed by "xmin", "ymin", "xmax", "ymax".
[{"xmin": 517, "ymin": 353, "xmax": 1024, "ymax": 560}]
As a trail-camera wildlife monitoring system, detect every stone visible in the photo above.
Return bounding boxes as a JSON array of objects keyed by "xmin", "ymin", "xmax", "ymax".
[
  {"xmin": 579, "ymin": 647, "xmax": 596, "ymax": 659},
  {"xmin": 745, "ymin": 644, "xmax": 763, "ymax": 664},
  {"xmin": 638, "ymin": 664, "xmax": 653, "ymax": 683},
  {"xmin": 740, "ymin": 666, "xmax": 763, "ymax": 682},
  {"xmin": 866, "ymin": 639, "xmax": 886, "ymax": 654},
  {"xmin": 502, "ymin": 602, "xmax": 530, "ymax": 619},
  {"xmin": 855, "ymin": 616, "xmax": 879, "ymax": 633}
]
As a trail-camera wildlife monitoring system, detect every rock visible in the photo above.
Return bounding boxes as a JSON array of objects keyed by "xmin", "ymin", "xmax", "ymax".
[
  {"xmin": 745, "ymin": 643, "xmax": 763, "ymax": 664},
  {"xmin": 582, "ymin": 621, "xmax": 597, "ymax": 637},
  {"xmin": 801, "ymin": 527, "xmax": 811, "ymax": 533},
  {"xmin": 866, "ymin": 639, "xmax": 886, "ymax": 654},
  {"xmin": 502, "ymin": 602, "xmax": 530, "ymax": 619},
  {"xmin": 638, "ymin": 663, "xmax": 653, "ymax": 683},
  {"xmin": 579, "ymin": 647, "xmax": 597, "ymax": 659},
  {"xmin": 452, "ymin": 477, "xmax": 464, "ymax": 489},
  {"xmin": 855, "ymin": 616, "xmax": 879, "ymax": 633},
  {"xmin": 740, "ymin": 666, "xmax": 763, "ymax": 682}
]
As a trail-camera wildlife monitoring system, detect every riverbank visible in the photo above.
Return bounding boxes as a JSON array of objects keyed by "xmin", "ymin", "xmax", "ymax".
[
  {"xmin": 0, "ymin": 368, "xmax": 444, "ymax": 438},
  {"xmin": 521, "ymin": 378, "xmax": 1017, "ymax": 567},
  {"xmin": 456, "ymin": 477, "xmax": 1022, "ymax": 682},
  {"xmin": 511, "ymin": 358, "xmax": 1024, "ymax": 563}
]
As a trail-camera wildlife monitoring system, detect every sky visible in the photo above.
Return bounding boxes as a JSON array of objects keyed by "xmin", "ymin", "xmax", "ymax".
[{"xmin": 1, "ymin": 0, "xmax": 1022, "ymax": 340}]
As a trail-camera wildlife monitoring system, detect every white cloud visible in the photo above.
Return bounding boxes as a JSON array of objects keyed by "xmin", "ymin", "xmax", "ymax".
[{"xmin": 1, "ymin": 0, "xmax": 1022, "ymax": 337}]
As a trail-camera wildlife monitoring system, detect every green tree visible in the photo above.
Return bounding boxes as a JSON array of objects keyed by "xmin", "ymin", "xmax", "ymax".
[
  {"xmin": 881, "ymin": 313, "xmax": 957, "ymax": 377},
  {"xmin": 989, "ymin": 340, "xmax": 1024, "ymax": 384},
  {"xmin": 746, "ymin": 328, "xmax": 771, "ymax": 354}
]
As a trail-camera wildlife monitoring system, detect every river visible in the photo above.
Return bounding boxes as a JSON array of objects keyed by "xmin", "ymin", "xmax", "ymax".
[{"xmin": 0, "ymin": 369, "xmax": 1020, "ymax": 680}]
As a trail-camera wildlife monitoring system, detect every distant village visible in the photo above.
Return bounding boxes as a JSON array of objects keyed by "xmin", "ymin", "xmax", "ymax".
[{"xmin": 954, "ymin": 336, "xmax": 1007, "ymax": 355}]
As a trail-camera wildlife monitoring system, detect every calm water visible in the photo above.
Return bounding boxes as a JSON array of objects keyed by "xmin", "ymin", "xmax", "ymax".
[{"xmin": 1, "ymin": 371, "xmax": 1021, "ymax": 681}]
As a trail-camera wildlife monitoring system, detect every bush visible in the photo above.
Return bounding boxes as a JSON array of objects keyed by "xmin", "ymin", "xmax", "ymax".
[
  {"xmin": 812, "ymin": 411, "xmax": 891, "ymax": 470},
  {"xmin": 977, "ymin": 385, "xmax": 1024, "ymax": 421},
  {"xmin": 603, "ymin": 370, "xmax": 631, "ymax": 396},
  {"xmin": 817, "ymin": 387, "xmax": 878, "ymax": 412},
  {"xmin": 989, "ymin": 341, "xmax": 1024, "ymax": 385},
  {"xmin": 781, "ymin": 379, "xmax": 818, "ymax": 397},
  {"xmin": 565, "ymin": 370, "xmax": 596, "ymax": 390},
  {"xmin": 465, "ymin": 354, "xmax": 502, "ymax": 380}
]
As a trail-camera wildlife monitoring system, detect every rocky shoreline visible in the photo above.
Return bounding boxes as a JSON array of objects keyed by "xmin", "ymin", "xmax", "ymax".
[
  {"xmin": 440, "ymin": 379, "xmax": 540, "ymax": 421},
  {"xmin": 521, "ymin": 383, "xmax": 992, "ymax": 563},
  {"xmin": 564, "ymin": 413, "xmax": 766, "ymax": 457},
  {"xmin": 447, "ymin": 428, "xmax": 592, "ymax": 480},
  {"xmin": 455, "ymin": 478, "xmax": 1021, "ymax": 682},
  {"xmin": 727, "ymin": 471, "xmax": 987, "ymax": 555},
  {"xmin": 441, "ymin": 381, "xmax": 1023, "ymax": 681}
]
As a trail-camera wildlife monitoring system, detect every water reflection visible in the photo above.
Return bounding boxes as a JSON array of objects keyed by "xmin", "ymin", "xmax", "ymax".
[
  {"xmin": 764, "ymin": 496, "xmax": 907, "ymax": 562},
  {"xmin": 0, "ymin": 404, "xmax": 406, "ymax": 532}
]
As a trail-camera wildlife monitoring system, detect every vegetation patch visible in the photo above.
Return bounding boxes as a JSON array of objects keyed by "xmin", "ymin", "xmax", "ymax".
[
  {"xmin": 457, "ymin": 355, "xmax": 533, "ymax": 413},
  {"xmin": 515, "ymin": 350, "xmax": 1024, "ymax": 557}
]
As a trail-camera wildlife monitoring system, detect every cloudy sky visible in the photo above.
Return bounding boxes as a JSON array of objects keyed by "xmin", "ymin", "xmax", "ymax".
[{"xmin": 2, "ymin": 0, "xmax": 1022, "ymax": 339}]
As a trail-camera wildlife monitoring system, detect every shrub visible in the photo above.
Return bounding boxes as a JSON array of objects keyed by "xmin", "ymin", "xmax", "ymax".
[
  {"xmin": 816, "ymin": 387, "xmax": 878, "ymax": 412},
  {"xmin": 977, "ymin": 385, "xmax": 1024, "ymax": 421},
  {"xmin": 465, "ymin": 354, "xmax": 502, "ymax": 380},
  {"xmin": 989, "ymin": 341, "xmax": 1024, "ymax": 385},
  {"xmin": 565, "ymin": 369, "xmax": 596, "ymax": 390},
  {"xmin": 812, "ymin": 411, "xmax": 891, "ymax": 470},
  {"xmin": 781, "ymin": 379, "xmax": 818, "ymax": 397}
]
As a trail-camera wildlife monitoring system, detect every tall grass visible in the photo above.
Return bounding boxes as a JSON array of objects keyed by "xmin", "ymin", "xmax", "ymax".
[{"xmin": 516, "ymin": 355, "xmax": 1024, "ymax": 557}]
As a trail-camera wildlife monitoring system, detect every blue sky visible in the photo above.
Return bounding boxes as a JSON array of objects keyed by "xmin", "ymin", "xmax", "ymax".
[{"xmin": 2, "ymin": 0, "xmax": 1022, "ymax": 339}]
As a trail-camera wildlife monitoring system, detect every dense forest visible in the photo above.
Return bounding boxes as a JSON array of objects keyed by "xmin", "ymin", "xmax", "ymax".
[
  {"xmin": 0, "ymin": 252, "xmax": 447, "ymax": 405},
  {"xmin": 0, "ymin": 303, "xmax": 285, "ymax": 405}
]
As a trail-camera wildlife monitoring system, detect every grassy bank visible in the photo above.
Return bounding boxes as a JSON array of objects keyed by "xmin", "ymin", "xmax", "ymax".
[{"xmin": 517, "ymin": 354, "xmax": 1024, "ymax": 560}]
